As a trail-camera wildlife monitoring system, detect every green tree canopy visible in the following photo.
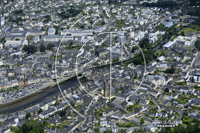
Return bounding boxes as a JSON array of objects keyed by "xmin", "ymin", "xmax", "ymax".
[
  {"xmin": 23, "ymin": 45, "xmax": 37, "ymax": 54},
  {"xmin": 12, "ymin": 119, "xmax": 45, "ymax": 133},
  {"xmin": 139, "ymin": 37, "xmax": 150, "ymax": 49},
  {"xmin": 165, "ymin": 66, "xmax": 175, "ymax": 74},
  {"xmin": 140, "ymin": 118, "xmax": 145, "ymax": 125},
  {"xmin": 47, "ymin": 43, "xmax": 55, "ymax": 51},
  {"xmin": 195, "ymin": 40, "xmax": 200, "ymax": 50},
  {"xmin": 40, "ymin": 44, "xmax": 46, "ymax": 52},
  {"xmin": 25, "ymin": 112, "xmax": 31, "ymax": 119}
]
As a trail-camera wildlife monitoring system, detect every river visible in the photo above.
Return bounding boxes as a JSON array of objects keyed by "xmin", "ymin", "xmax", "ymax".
[{"xmin": 0, "ymin": 77, "xmax": 78, "ymax": 114}]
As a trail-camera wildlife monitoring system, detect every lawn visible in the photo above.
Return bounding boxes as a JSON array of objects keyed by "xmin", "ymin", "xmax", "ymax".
[
  {"xmin": 183, "ymin": 116, "xmax": 193, "ymax": 123},
  {"xmin": 170, "ymin": 106, "xmax": 179, "ymax": 110},
  {"xmin": 184, "ymin": 28, "xmax": 200, "ymax": 35},
  {"xmin": 173, "ymin": 95, "xmax": 189, "ymax": 104},
  {"xmin": 155, "ymin": 51, "xmax": 163, "ymax": 56},
  {"xmin": 174, "ymin": 81, "xmax": 187, "ymax": 86},
  {"xmin": 74, "ymin": 104, "xmax": 82, "ymax": 110},
  {"xmin": 126, "ymin": 101, "xmax": 141, "ymax": 112},
  {"xmin": 94, "ymin": 107, "xmax": 109, "ymax": 120},
  {"xmin": 62, "ymin": 120, "xmax": 72, "ymax": 126},
  {"xmin": 189, "ymin": 106, "xmax": 200, "ymax": 111},
  {"xmin": 116, "ymin": 122, "xmax": 137, "ymax": 127}
]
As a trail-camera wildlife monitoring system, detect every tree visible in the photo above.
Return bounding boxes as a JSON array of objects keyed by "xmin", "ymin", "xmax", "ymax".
[
  {"xmin": 47, "ymin": 43, "xmax": 55, "ymax": 51},
  {"xmin": 12, "ymin": 119, "xmax": 45, "ymax": 133},
  {"xmin": 59, "ymin": 110, "xmax": 66, "ymax": 117},
  {"xmin": 187, "ymin": 123, "xmax": 195, "ymax": 133},
  {"xmin": 100, "ymin": 13, "xmax": 103, "ymax": 18},
  {"xmin": 133, "ymin": 53, "xmax": 143, "ymax": 65},
  {"xmin": 1, "ymin": 37, "xmax": 6, "ymax": 43},
  {"xmin": 101, "ymin": 21, "xmax": 105, "ymax": 25},
  {"xmin": 139, "ymin": 37, "xmax": 150, "ymax": 49},
  {"xmin": 40, "ymin": 44, "xmax": 46, "ymax": 52},
  {"xmin": 160, "ymin": 52, "xmax": 165, "ymax": 56},
  {"xmin": 140, "ymin": 118, "xmax": 145, "ymax": 125},
  {"xmin": 23, "ymin": 45, "xmax": 37, "ymax": 54},
  {"xmin": 48, "ymin": 64, "xmax": 52, "ymax": 68},
  {"xmin": 165, "ymin": 66, "xmax": 175, "ymax": 74},
  {"xmin": 38, "ymin": 108, "xmax": 43, "ymax": 114},
  {"xmin": 53, "ymin": 25, "xmax": 60, "ymax": 34},
  {"xmin": 131, "ymin": 46, "xmax": 137, "ymax": 53},
  {"xmin": 88, "ymin": 10, "xmax": 93, "ymax": 15},
  {"xmin": 25, "ymin": 112, "xmax": 31, "ymax": 119},
  {"xmin": 43, "ymin": 15, "xmax": 51, "ymax": 23},
  {"xmin": 181, "ymin": 31, "xmax": 185, "ymax": 36},
  {"xmin": 195, "ymin": 40, "xmax": 200, "ymax": 50},
  {"xmin": 54, "ymin": 101, "xmax": 60, "ymax": 106},
  {"xmin": 7, "ymin": 89, "xmax": 10, "ymax": 94},
  {"xmin": 95, "ymin": 51, "xmax": 99, "ymax": 57},
  {"xmin": 80, "ymin": 24, "xmax": 85, "ymax": 29}
]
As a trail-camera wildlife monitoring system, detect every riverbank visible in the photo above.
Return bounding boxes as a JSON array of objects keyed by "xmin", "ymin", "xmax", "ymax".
[{"xmin": 0, "ymin": 75, "xmax": 78, "ymax": 114}]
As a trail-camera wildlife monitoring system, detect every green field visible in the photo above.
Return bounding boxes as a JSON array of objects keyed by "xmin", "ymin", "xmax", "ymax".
[{"xmin": 184, "ymin": 28, "xmax": 200, "ymax": 35}]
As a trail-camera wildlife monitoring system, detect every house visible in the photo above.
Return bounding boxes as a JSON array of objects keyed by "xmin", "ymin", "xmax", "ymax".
[
  {"xmin": 99, "ymin": 128, "xmax": 107, "ymax": 133},
  {"xmin": 100, "ymin": 117, "xmax": 106, "ymax": 121},
  {"xmin": 127, "ymin": 18, "xmax": 148, "ymax": 25},
  {"xmin": 191, "ymin": 113, "xmax": 197, "ymax": 119},
  {"xmin": 145, "ymin": 75, "xmax": 166, "ymax": 86},
  {"xmin": 174, "ymin": 36, "xmax": 197, "ymax": 46},
  {"xmin": 0, "ymin": 116, "xmax": 7, "ymax": 123},
  {"xmin": 100, "ymin": 121, "xmax": 109, "ymax": 127},
  {"xmin": 157, "ymin": 56, "xmax": 165, "ymax": 62},
  {"xmin": 128, "ymin": 96, "xmax": 139, "ymax": 104},
  {"xmin": 139, "ymin": 98, "xmax": 149, "ymax": 106},
  {"xmin": 7, "ymin": 69, "xmax": 15, "ymax": 77},
  {"xmin": 166, "ymin": 108, "xmax": 173, "ymax": 115},
  {"xmin": 163, "ymin": 113, "xmax": 168, "ymax": 118},
  {"xmin": 124, "ymin": 111, "xmax": 136, "ymax": 119},
  {"xmin": 48, "ymin": 28, "xmax": 56, "ymax": 35},
  {"xmin": 148, "ymin": 124, "xmax": 157, "ymax": 132},
  {"xmin": 172, "ymin": 101, "xmax": 179, "ymax": 107},
  {"xmin": 34, "ymin": 36, "xmax": 40, "ymax": 43},
  {"xmin": 172, "ymin": 93, "xmax": 179, "ymax": 99},
  {"xmin": 163, "ymin": 41, "xmax": 175, "ymax": 50},
  {"xmin": 18, "ymin": 79, "xmax": 25, "ymax": 87},
  {"xmin": 135, "ymin": 31, "xmax": 145, "ymax": 41},
  {"xmin": 158, "ymin": 112, "xmax": 162, "ymax": 118},
  {"xmin": 39, "ymin": 108, "xmax": 56, "ymax": 119},
  {"xmin": 17, "ymin": 110, "xmax": 26, "ymax": 118},
  {"xmin": 1, "ymin": 17, "xmax": 4, "ymax": 26},
  {"xmin": 169, "ymin": 115, "xmax": 175, "ymax": 120},
  {"xmin": 150, "ymin": 112, "xmax": 158, "ymax": 117},
  {"xmin": 149, "ymin": 90, "xmax": 160, "ymax": 98},
  {"xmin": 162, "ymin": 100, "xmax": 170, "ymax": 107},
  {"xmin": 196, "ymin": 115, "xmax": 200, "ymax": 120},
  {"xmin": 164, "ymin": 87, "xmax": 172, "ymax": 93},
  {"xmin": 44, "ymin": 35, "xmax": 73, "ymax": 42},
  {"xmin": 93, "ymin": 117, "xmax": 98, "ymax": 123},
  {"xmin": 157, "ymin": 63, "xmax": 170, "ymax": 71},
  {"xmin": 39, "ymin": 98, "xmax": 56, "ymax": 110},
  {"xmin": 116, "ymin": 94, "xmax": 127, "ymax": 101},
  {"xmin": 165, "ymin": 22, "xmax": 173, "ymax": 27},
  {"xmin": 60, "ymin": 30, "xmax": 93, "ymax": 36}
]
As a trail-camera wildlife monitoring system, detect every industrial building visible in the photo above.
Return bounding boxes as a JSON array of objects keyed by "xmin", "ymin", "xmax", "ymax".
[
  {"xmin": 44, "ymin": 35, "xmax": 73, "ymax": 42},
  {"xmin": 60, "ymin": 30, "xmax": 93, "ymax": 36},
  {"xmin": 1, "ymin": 17, "xmax": 4, "ymax": 26}
]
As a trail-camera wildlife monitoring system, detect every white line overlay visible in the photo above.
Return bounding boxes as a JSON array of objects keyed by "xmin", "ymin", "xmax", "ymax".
[{"xmin": 55, "ymin": 16, "xmax": 148, "ymax": 119}]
